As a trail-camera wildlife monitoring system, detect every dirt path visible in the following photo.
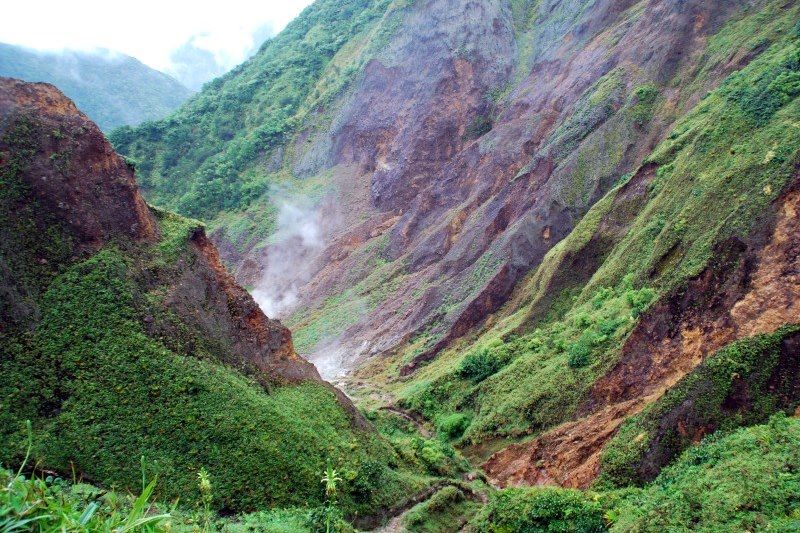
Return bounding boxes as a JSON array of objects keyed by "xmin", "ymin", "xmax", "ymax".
[
  {"xmin": 379, "ymin": 405, "xmax": 433, "ymax": 438},
  {"xmin": 360, "ymin": 478, "xmax": 487, "ymax": 532}
]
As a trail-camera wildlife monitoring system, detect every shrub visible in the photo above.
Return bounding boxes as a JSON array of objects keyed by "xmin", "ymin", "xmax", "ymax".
[
  {"xmin": 471, "ymin": 487, "xmax": 607, "ymax": 532},
  {"xmin": 459, "ymin": 347, "xmax": 501, "ymax": 382},
  {"xmin": 625, "ymin": 287, "xmax": 655, "ymax": 317},
  {"xmin": 411, "ymin": 437, "xmax": 458, "ymax": 476},
  {"xmin": 567, "ymin": 331, "xmax": 599, "ymax": 369},
  {"xmin": 567, "ymin": 343, "xmax": 592, "ymax": 368},
  {"xmin": 350, "ymin": 460, "xmax": 386, "ymax": 503},
  {"xmin": 436, "ymin": 413, "xmax": 471, "ymax": 440}
]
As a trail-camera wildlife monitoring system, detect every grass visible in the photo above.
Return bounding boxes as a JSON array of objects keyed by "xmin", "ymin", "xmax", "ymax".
[
  {"xmin": 598, "ymin": 326, "xmax": 800, "ymax": 488},
  {"xmin": 0, "ymin": 213, "xmax": 433, "ymax": 518},
  {"xmin": 608, "ymin": 414, "xmax": 800, "ymax": 531},
  {"xmin": 0, "ymin": 468, "xmax": 170, "ymax": 532}
]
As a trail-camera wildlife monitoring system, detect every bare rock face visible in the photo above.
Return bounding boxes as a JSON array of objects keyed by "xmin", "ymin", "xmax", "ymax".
[
  {"xmin": 256, "ymin": 0, "xmax": 757, "ymax": 372},
  {"xmin": 174, "ymin": 227, "xmax": 322, "ymax": 384},
  {"xmin": 0, "ymin": 77, "xmax": 157, "ymax": 249}
]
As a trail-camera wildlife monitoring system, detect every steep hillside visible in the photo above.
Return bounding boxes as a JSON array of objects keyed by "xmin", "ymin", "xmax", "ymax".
[
  {"xmin": 113, "ymin": 0, "xmax": 798, "ymax": 377},
  {"xmin": 0, "ymin": 43, "xmax": 192, "ymax": 131},
  {"xmin": 474, "ymin": 414, "xmax": 800, "ymax": 531},
  {"xmin": 110, "ymin": 0, "xmax": 800, "ymax": 520},
  {"xmin": 0, "ymin": 78, "xmax": 456, "ymax": 519}
]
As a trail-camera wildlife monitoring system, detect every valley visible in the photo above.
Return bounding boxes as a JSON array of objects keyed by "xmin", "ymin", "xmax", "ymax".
[{"xmin": 2, "ymin": 0, "xmax": 800, "ymax": 531}]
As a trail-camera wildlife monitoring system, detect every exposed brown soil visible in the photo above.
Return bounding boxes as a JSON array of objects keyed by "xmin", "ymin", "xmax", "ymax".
[
  {"xmin": 483, "ymin": 184, "xmax": 800, "ymax": 489},
  {"xmin": 0, "ymin": 77, "xmax": 157, "ymax": 249}
]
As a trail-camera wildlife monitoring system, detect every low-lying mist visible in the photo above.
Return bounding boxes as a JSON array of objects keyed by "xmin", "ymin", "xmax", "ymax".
[
  {"xmin": 252, "ymin": 199, "xmax": 325, "ymax": 318},
  {"xmin": 250, "ymin": 192, "xmax": 355, "ymax": 381}
]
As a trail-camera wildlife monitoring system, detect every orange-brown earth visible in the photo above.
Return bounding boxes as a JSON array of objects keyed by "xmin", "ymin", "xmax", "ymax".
[{"xmin": 484, "ymin": 183, "xmax": 800, "ymax": 488}]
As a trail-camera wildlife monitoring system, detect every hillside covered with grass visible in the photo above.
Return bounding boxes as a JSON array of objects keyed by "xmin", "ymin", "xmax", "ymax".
[{"xmin": 0, "ymin": 77, "xmax": 463, "ymax": 529}]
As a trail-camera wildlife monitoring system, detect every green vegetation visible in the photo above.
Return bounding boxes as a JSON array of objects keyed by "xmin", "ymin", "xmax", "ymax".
[
  {"xmin": 1, "ymin": 467, "xmax": 169, "ymax": 532},
  {"xmin": 403, "ymin": 485, "xmax": 478, "ymax": 532},
  {"xmin": 0, "ymin": 43, "xmax": 191, "ymax": 131},
  {"xmin": 609, "ymin": 415, "xmax": 800, "ymax": 531},
  {"xmin": 598, "ymin": 326, "xmax": 800, "ymax": 488},
  {"xmin": 472, "ymin": 416, "xmax": 800, "ymax": 532},
  {"xmin": 10, "ymin": 416, "xmax": 799, "ymax": 531},
  {"xmin": 365, "ymin": 409, "xmax": 468, "ymax": 478},
  {"xmin": 471, "ymin": 487, "xmax": 607, "ymax": 533},
  {"xmin": 110, "ymin": 0, "xmax": 401, "ymax": 219},
  {"xmin": 0, "ymin": 214, "xmax": 432, "ymax": 518},
  {"xmin": 400, "ymin": 279, "xmax": 654, "ymax": 445}
]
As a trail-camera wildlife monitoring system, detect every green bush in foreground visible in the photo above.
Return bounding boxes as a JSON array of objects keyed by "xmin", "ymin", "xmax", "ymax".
[
  {"xmin": 0, "ymin": 468, "xmax": 169, "ymax": 532},
  {"xmin": 609, "ymin": 414, "xmax": 800, "ymax": 532},
  {"xmin": 459, "ymin": 347, "xmax": 503, "ymax": 382},
  {"xmin": 0, "ymin": 426, "xmax": 168, "ymax": 533},
  {"xmin": 471, "ymin": 487, "xmax": 607, "ymax": 533}
]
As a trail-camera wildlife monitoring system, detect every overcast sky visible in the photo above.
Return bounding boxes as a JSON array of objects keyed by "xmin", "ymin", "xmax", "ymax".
[{"xmin": 1, "ymin": 0, "xmax": 314, "ymax": 88}]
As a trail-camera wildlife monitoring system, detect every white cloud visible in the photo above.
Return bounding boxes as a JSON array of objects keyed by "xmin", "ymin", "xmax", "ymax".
[{"xmin": 1, "ymin": 0, "xmax": 313, "ymax": 75}]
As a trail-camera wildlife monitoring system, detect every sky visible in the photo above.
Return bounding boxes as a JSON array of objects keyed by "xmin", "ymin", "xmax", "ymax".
[{"xmin": 1, "ymin": 0, "xmax": 314, "ymax": 89}]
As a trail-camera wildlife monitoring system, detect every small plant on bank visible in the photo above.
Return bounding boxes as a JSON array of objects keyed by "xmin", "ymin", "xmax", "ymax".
[
  {"xmin": 197, "ymin": 467, "xmax": 213, "ymax": 531},
  {"xmin": 321, "ymin": 460, "xmax": 343, "ymax": 533}
]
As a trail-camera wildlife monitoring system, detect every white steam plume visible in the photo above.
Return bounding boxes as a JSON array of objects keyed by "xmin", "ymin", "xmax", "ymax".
[{"xmin": 252, "ymin": 200, "xmax": 325, "ymax": 319}]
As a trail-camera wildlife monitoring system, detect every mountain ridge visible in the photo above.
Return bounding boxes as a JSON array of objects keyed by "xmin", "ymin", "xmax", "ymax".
[{"xmin": 0, "ymin": 43, "xmax": 193, "ymax": 130}]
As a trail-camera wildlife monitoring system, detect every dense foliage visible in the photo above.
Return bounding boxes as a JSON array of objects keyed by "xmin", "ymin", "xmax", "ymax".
[
  {"xmin": 473, "ymin": 416, "xmax": 800, "ymax": 532},
  {"xmin": 472, "ymin": 487, "xmax": 607, "ymax": 533},
  {"xmin": 0, "ymin": 467, "xmax": 169, "ymax": 532},
  {"xmin": 110, "ymin": 0, "xmax": 398, "ymax": 219},
  {"xmin": 0, "ymin": 213, "xmax": 435, "ymax": 517},
  {"xmin": 0, "ymin": 43, "xmax": 192, "ymax": 131},
  {"xmin": 609, "ymin": 414, "xmax": 800, "ymax": 531}
]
